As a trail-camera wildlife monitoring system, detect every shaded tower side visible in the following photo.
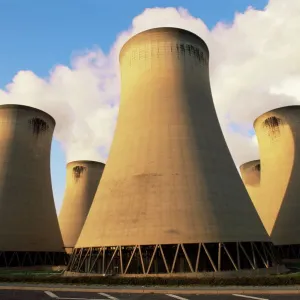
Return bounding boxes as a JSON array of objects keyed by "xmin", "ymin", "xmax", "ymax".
[
  {"xmin": 239, "ymin": 160, "xmax": 261, "ymax": 215},
  {"xmin": 59, "ymin": 161, "xmax": 105, "ymax": 253},
  {"xmin": 0, "ymin": 104, "xmax": 66, "ymax": 267},
  {"xmin": 68, "ymin": 28, "xmax": 277, "ymax": 275},
  {"xmin": 254, "ymin": 106, "xmax": 300, "ymax": 250}
]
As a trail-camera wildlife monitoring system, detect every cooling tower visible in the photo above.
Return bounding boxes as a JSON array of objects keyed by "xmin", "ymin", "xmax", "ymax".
[
  {"xmin": 59, "ymin": 160, "xmax": 105, "ymax": 253},
  {"xmin": 0, "ymin": 104, "xmax": 65, "ymax": 267},
  {"xmin": 68, "ymin": 28, "xmax": 276, "ymax": 275},
  {"xmin": 254, "ymin": 106, "xmax": 300, "ymax": 258},
  {"xmin": 239, "ymin": 160, "xmax": 261, "ymax": 212}
]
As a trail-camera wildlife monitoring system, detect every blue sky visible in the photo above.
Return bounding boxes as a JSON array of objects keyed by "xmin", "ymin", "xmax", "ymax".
[{"xmin": 0, "ymin": 0, "xmax": 268, "ymax": 211}]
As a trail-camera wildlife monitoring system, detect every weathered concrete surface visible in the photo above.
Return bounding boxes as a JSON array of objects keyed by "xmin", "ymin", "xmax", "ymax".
[
  {"xmin": 59, "ymin": 161, "xmax": 105, "ymax": 252},
  {"xmin": 0, "ymin": 104, "xmax": 64, "ymax": 252},
  {"xmin": 254, "ymin": 106, "xmax": 300, "ymax": 245},
  {"xmin": 240, "ymin": 160, "xmax": 261, "ymax": 216},
  {"xmin": 76, "ymin": 27, "xmax": 269, "ymax": 248}
]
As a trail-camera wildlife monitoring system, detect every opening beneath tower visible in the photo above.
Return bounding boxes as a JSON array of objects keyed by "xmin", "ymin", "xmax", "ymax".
[
  {"xmin": 67, "ymin": 242, "xmax": 279, "ymax": 275},
  {"xmin": 73, "ymin": 166, "xmax": 86, "ymax": 182},
  {"xmin": 0, "ymin": 251, "xmax": 69, "ymax": 267},
  {"xmin": 28, "ymin": 117, "xmax": 49, "ymax": 136},
  {"xmin": 262, "ymin": 116, "xmax": 282, "ymax": 138},
  {"xmin": 276, "ymin": 244, "xmax": 300, "ymax": 260}
]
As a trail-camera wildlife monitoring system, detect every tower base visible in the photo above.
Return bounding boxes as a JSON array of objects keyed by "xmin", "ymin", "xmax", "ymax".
[
  {"xmin": 0, "ymin": 251, "xmax": 69, "ymax": 267},
  {"xmin": 68, "ymin": 242, "xmax": 278, "ymax": 274},
  {"xmin": 275, "ymin": 244, "xmax": 300, "ymax": 260}
]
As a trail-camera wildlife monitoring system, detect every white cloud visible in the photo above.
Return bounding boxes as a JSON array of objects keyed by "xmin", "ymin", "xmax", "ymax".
[{"xmin": 0, "ymin": 0, "xmax": 300, "ymax": 170}]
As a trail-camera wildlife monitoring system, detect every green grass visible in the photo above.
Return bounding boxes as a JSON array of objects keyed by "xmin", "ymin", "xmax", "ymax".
[
  {"xmin": 0, "ymin": 274, "xmax": 299, "ymax": 286},
  {"xmin": 0, "ymin": 270, "xmax": 62, "ymax": 276},
  {"xmin": 0, "ymin": 266, "xmax": 300, "ymax": 286},
  {"xmin": 277, "ymin": 272, "xmax": 300, "ymax": 277}
]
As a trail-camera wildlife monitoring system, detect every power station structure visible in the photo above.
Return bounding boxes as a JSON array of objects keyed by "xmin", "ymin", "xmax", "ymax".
[
  {"xmin": 68, "ymin": 27, "xmax": 277, "ymax": 275},
  {"xmin": 254, "ymin": 106, "xmax": 300, "ymax": 258},
  {"xmin": 240, "ymin": 160, "xmax": 261, "ymax": 213},
  {"xmin": 0, "ymin": 104, "xmax": 66, "ymax": 267},
  {"xmin": 59, "ymin": 160, "xmax": 105, "ymax": 253}
]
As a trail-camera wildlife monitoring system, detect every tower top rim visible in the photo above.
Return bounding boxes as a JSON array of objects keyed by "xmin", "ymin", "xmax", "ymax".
[
  {"xmin": 119, "ymin": 27, "xmax": 209, "ymax": 62},
  {"xmin": 239, "ymin": 160, "xmax": 260, "ymax": 170},
  {"xmin": 67, "ymin": 160, "xmax": 105, "ymax": 167},
  {"xmin": 253, "ymin": 105, "xmax": 300, "ymax": 128},
  {"xmin": 0, "ymin": 104, "xmax": 56, "ymax": 125}
]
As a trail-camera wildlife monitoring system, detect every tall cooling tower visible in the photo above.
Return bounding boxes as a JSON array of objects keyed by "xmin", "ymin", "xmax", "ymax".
[
  {"xmin": 254, "ymin": 106, "xmax": 300, "ymax": 258},
  {"xmin": 59, "ymin": 160, "xmax": 105, "ymax": 253},
  {"xmin": 68, "ymin": 28, "xmax": 276, "ymax": 274},
  {"xmin": 0, "ymin": 104, "xmax": 65, "ymax": 267},
  {"xmin": 240, "ymin": 160, "xmax": 261, "ymax": 212}
]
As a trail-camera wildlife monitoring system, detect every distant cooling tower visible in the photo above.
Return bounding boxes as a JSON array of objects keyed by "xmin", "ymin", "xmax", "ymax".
[
  {"xmin": 59, "ymin": 161, "xmax": 105, "ymax": 253},
  {"xmin": 254, "ymin": 106, "xmax": 300, "ymax": 257},
  {"xmin": 68, "ymin": 28, "xmax": 276, "ymax": 275},
  {"xmin": 240, "ymin": 160, "xmax": 261, "ymax": 212},
  {"xmin": 0, "ymin": 104, "xmax": 65, "ymax": 267}
]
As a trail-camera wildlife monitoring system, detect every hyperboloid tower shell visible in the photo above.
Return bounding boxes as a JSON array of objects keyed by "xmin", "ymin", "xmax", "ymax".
[
  {"xmin": 68, "ymin": 28, "xmax": 276, "ymax": 275},
  {"xmin": 254, "ymin": 106, "xmax": 300, "ymax": 258},
  {"xmin": 59, "ymin": 160, "xmax": 105, "ymax": 253},
  {"xmin": 0, "ymin": 104, "xmax": 66, "ymax": 266},
  {"xmin": 240, "ymin": 160, "xmax": 261, "ymax": 213}
]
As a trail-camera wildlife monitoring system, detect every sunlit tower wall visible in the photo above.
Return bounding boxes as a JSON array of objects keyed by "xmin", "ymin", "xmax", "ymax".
[
  {"xmin": 0, "ymin": 104, "xmax": 66, "ymax": 267},
  {"xmin": 59, "ymin": 161, "xmax": 105, "ymax": 253},
  {"xmin": 254, "ymin": 106, "xmax": 300, "ymax": 258},
  {"xmin": 69, "ymin": 28, "xmax": 276, "ymax": 275},
  {"xmin": 239, "ymin": 160, "xmax": 261, "ymax": 214}
]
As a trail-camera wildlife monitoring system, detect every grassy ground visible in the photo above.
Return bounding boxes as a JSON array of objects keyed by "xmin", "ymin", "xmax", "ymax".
[
  {"xmin": 0, "ymin": 273, "xmax": 299, "ymax": 286},
  {"xmin": 0, "ymin": 270, "xmax": 62, "ymax": 276},
  {"xmin": 0, "ymin": 263, "xmax": 298, "ymax": 285}
]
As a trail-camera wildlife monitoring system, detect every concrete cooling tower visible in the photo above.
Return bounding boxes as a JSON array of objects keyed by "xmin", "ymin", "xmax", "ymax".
[
  {"xmin": 254, "ymin": 106, "xmax": 300, "ymax": 258},
  {"xmin": 68, "ymin": 28, "xmax": 276, "ymax": 275},
  {"xmin": 240, "ymin": 160, "xmax": 261, "ymax": 212},
  {"xmin": 59, "ymin": 161, "xmax": 105, "ymax": 253},
  {"xmin": 0, "ymin": 104, "xmax": 65, "ymax": 267}
]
